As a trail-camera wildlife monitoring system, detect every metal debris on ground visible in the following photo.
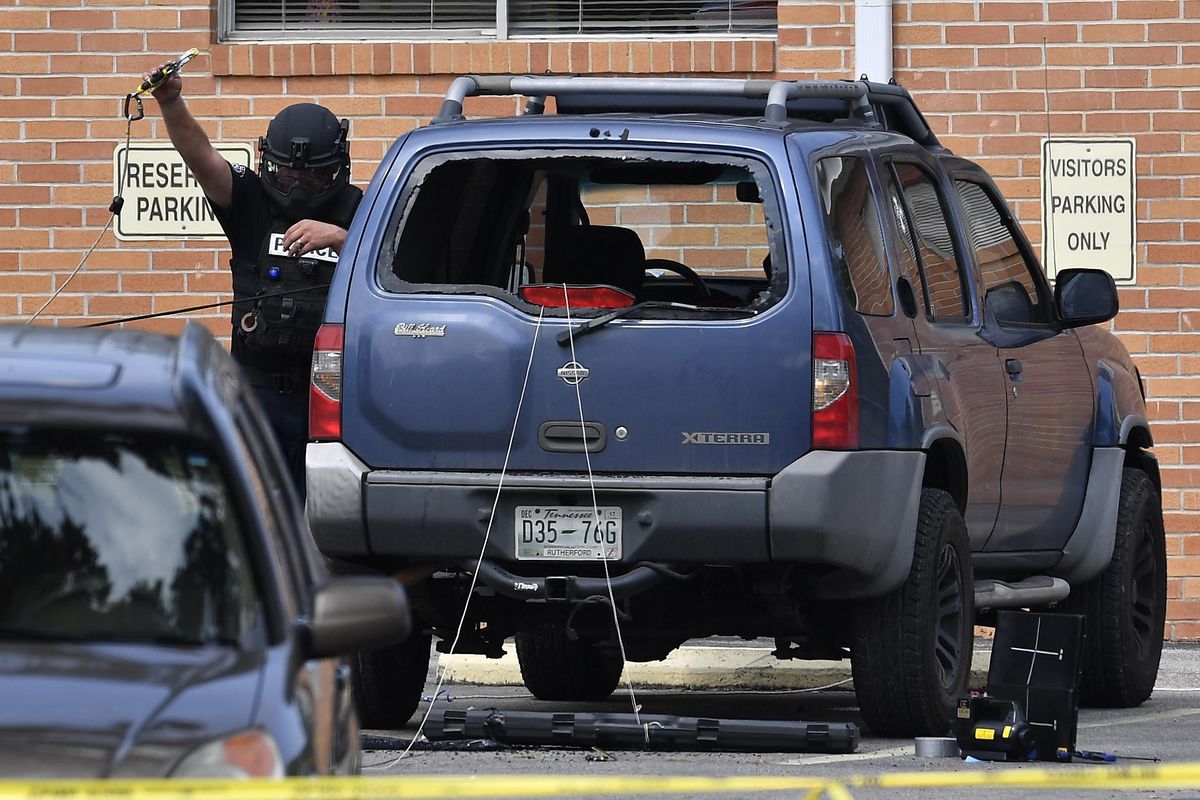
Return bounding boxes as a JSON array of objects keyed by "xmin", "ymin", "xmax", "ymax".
[{"xmin": 424, "ymin": 709, "xmax": 859, "ymax": 753}]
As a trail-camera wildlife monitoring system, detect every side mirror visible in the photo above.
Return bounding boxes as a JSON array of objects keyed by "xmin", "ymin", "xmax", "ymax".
[
  {"xmin": 304, "ymin": 576, "xmax": 411, "ymax": 660},
  {"xmin": 1055, "ymin": 268, "xmax": 1118, "ymax": 328}
]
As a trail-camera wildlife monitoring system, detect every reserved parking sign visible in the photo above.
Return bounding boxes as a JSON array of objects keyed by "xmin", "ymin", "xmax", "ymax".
[{"xmin": 111, "ymin": 142, "xmax": 254, "ymax": 240}]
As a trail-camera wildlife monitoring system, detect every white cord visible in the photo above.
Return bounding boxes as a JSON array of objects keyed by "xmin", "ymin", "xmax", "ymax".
[
  {"xmin": 562, "ymin": 291, "xmax": 642, "ymax": 726},
  {"xmin": 370, "ymin": 306, "xmax": 546, "ymax": 769},
  {"xmin": 25, "ymin": 214, "xmax": 114, "ymax": 324}
]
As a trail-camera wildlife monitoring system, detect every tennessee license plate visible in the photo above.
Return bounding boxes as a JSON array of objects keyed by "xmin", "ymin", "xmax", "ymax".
[{"xmin": 515, "ymin": 506, "xmax": 622, "ymax": 560}]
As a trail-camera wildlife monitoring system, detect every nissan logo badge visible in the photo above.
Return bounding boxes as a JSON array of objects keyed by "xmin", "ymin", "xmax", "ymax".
[{"xmin": 557, "ymin": 361, "xmax": 590, "ymax": 385}]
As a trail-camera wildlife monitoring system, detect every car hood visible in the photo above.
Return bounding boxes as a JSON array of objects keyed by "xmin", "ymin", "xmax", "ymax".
[{"xmin": 0, "ymin": 642, "xmax": 264, "ymax": 778}]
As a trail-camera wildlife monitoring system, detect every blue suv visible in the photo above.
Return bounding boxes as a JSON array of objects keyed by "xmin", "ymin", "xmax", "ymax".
[{"xmin": 307, "ymin": 77, "xmax": 1166, "ymax": 736}]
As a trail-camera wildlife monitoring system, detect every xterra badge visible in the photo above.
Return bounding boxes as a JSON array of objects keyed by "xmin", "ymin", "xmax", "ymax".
[
  {"xmin": 682, "ymin": 432, "xmax": 771, "ymax": 445},
  {"xmin": 557, "ymin": 361, "xmax": 590, "ymax": 385}
]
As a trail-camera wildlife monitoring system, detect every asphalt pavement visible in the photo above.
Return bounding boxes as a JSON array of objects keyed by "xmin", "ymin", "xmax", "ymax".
[{"xmin": 361, "ymin": 640, "xmax": 1200, "ymax": 800}]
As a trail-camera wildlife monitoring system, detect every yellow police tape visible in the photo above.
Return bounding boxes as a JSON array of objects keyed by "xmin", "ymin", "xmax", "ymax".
[{"xmin": 0, "ymin": 764, "xmax": 1199, "ymax": 799}]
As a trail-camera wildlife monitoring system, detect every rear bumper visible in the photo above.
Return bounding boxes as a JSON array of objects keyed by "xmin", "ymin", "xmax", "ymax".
[{"xmin": 307, "ymin": 443, "xmax": 924, "ymax": 598}]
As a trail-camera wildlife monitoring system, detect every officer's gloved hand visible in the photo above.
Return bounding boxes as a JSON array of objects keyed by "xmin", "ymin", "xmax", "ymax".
[{"xmin": 146, "ymin": 64, "xmax": 183, "ymax": 105}]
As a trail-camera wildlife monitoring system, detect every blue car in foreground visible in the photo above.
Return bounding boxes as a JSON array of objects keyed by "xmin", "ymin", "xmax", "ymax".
[{"xmin": 0, "ymin": 323, "xmax": 409, "ymax": 777}]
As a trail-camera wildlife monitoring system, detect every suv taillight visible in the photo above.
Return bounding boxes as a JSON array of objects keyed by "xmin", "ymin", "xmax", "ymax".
[
  {"xmin": 812, "ymin": 332, "xmax": 858, "ymax": 449},
  {"xmin": 309, "ymin": 323, "xmax": 343, "ymax": 440}
]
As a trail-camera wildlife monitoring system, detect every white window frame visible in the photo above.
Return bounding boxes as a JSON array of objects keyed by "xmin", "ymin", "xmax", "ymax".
[{"xmin": 218, "ymin": 0, "xmax": 777, "ymax": 42}]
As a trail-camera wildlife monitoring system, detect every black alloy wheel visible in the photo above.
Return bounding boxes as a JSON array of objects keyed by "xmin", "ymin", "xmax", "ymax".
[{"xmin": 934, "ymin": 542, "xmax": 966, "ymax": 693}]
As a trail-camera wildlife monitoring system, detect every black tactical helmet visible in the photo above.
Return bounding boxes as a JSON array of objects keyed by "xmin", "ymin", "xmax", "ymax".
[{"xmin": 258, "ymin": 103, "xmax": 350, "ymax": 219}]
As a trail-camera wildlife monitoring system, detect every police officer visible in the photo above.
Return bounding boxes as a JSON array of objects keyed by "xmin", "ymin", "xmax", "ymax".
[{"xmin": 147, "ymin": 62, "xmax": 362, "ymax": 499}]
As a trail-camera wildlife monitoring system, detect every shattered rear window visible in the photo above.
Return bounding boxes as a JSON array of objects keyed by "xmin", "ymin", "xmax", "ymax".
[{"xmin": 376, "ymin": 151, "xmax": 787, "ymax": 314}]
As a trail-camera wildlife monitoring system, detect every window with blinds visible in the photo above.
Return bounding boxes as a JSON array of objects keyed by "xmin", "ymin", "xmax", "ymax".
[
  {"xmin": 510, "ymin": 0, "xmax": 776, "ymax": 35},
  {"xmin": 226, "ymin": 0, "xmax": 776, "ymax": 37}
]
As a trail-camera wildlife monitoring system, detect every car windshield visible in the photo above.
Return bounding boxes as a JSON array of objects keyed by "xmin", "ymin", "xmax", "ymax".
[{"xmin": 0, "ymin": 430, "xmax": 262, "ymax": 647}]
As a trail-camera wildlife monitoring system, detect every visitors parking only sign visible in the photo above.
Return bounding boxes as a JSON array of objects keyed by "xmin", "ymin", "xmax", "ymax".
[
  {"xmin": 112, "ymin": 142, "xmax": 254, "ymax": 240},
  {"xmin": 1041, "ymin": 138, "xmax": 1136, "ymax": 284}
]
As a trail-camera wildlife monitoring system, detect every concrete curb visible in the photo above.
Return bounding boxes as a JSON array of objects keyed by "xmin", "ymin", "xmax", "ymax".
[{"xmin": 441, "ymin": 645, "xmax": 992, "ymax": 691}]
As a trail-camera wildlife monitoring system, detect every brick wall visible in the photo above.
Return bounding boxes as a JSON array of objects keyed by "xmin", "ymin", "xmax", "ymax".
[
  {"xmin": 2, "ymin": 0, "xmax": 1198, "ymax": 636},
  {"xmin": 876, "ymin": 0, "xmax": 1198, "ymax": 640}
]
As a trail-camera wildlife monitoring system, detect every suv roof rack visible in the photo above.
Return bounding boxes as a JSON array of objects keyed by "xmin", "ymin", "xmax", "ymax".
[{"xmin": 432, "ymin": 75, "xmax": 943, "ymax": 150}]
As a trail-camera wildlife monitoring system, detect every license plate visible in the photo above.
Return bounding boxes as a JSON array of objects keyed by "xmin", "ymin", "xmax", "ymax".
[{"xmin": 515, "ymin": 506, "xmax": 622, "ymax": 560}]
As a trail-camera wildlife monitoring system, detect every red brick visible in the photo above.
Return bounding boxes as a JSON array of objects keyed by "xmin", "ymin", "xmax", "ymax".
[
  {"xmin": 980, "ymin": 47, "xmax": 1046, "ymax": 67},
  {"xmin": 47, "ymin": 8, "xmax": 112, "ymax": 28},
  {"xmin": 0, "ymin": 186, "xmax": 51, "ymax": 204},
  {"xmin": 0, "ymin": 9, "xmax": 50, "ymax": 28},
  {"xmin": 1084, "ymin": 69, "xmax": 1150, "ymax": 89},
  {"xmin": 1012, "ymin": 23, "xmax": 1079, "ymax": 43},
  {"xmin": 1016, "ymin": 69, "xmax": 1082, "ymax": 90},
  {"xmin": 1152, "ymin": 67, "xmax": 1200, "ymax": 88},
  {"xmin": 1085, "ymin": 111, "xmax": 1153, "ymax": 133},
  {"xmin": 778, "ymin": 2, "xmax": 843, "ymax": 25},
  {"xmin": 1049, "ymin": 1, "xmax": 1115, "ymax": 20},
  {"xmin": 948, "ymin": 71, "xmax": 1011, "ymax": 90},
  {"xmin": 1155, "ymin": 111, "xmax": 1200, "ymax": 130},
  {"xmin": 1118, "ymin": 90, "xmax": 1184, "ymax": 110},
  {"xmin": 1114, "ymin": 46, "xmax": 1181, "ymax": 66},
  {"xmin": 908, "ymin": 47, "xmax": 974, "ymax": 68},
  {"xmin": 1082, "ymin": 22, "xmax": 1148, "ymax": 42},
  {"xmin": 1118, "ymin": 0, "xmax": 1183, "ymax": 18},
  {"xmin": 113, "ymin": 8, "xmax": 177, "ymax": 28},
  {"xmin": 14, "ymin": 32, "xmax": 78, "ymax": 52},
  {"xmin": 980, "ymin": 2, "xmax": 1042, "ymax": 21},
  {"xmin": 1149, "ymin": 22, "xmax": 1200, "ymax": 42},
  {"xmin": 19, "ymin": 207, "xmax": 82, "ymax": 227}
]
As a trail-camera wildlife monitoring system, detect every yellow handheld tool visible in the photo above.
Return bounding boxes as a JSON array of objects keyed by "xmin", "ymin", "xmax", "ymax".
[{"xmin": 134, "ymin": 47, "xmax": 201, "ymax": 96}]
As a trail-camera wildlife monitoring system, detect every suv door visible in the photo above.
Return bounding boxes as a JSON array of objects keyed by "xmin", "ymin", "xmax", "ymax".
[
  {"xmin": 878, "ymin": 153, "xmax": 1006, "ymax": 550},
  {"xmin": 950, "ymin": 177, "xmax": 1093, "ymax": 552},
  {"xmin": 811, "ymin": 152, "xmax": 922, "ymax": 445}
]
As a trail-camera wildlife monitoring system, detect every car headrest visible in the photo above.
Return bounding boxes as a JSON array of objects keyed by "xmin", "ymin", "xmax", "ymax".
[{"xmin": 544, "ymin": 225, "xmax": 646, "ymax": 295}]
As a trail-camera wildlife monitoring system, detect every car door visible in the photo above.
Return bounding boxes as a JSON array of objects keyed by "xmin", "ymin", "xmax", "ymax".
[
  {"xmin": 950, "ymin": 177, "xmax": 1093, "ymax": 552},
  {"xmin": 878, "ymin": 153, "xmax": 1007, "ymax": 550},
  {"xmin": 236, "ymin": 400, "xmax": 352, "ymax": 775}
]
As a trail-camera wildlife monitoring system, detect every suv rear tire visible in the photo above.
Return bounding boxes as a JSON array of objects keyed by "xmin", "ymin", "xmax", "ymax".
[
  {"xmin": 851, "ymin": 487, "xmax": 974, "ymax": 737},
  {"xmin": 516, "ymin": 623, "xmax": 624, "ymax": 701},
  {"xmin": 1064, "ymin": 467, "xmax": 1166, "ymax": 707},
  {"xmin": 351, "ymin": 632, "xmax": 431, "ymax": 730}
]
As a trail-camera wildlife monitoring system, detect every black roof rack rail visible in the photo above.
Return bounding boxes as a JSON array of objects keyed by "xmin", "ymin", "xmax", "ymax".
[{"xmin": 431, "ymin": 75, "xmax": 943, "ymax": 150}]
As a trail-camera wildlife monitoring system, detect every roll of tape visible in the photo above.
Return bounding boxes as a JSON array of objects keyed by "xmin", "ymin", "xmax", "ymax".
[{"xmin": 915, "ymin": 736, "xmax": 961, "ymax": 758}]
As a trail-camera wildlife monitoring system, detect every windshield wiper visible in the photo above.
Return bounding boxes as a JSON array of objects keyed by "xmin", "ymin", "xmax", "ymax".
[{"xmin": 555, "ymin": 301, "xmax": 751, "ymax": 346}]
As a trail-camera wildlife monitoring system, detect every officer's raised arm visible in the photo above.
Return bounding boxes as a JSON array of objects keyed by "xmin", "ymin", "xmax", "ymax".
[{"xmin": 147, "ymin": 63, "xmax": 234, "ymax": 211}]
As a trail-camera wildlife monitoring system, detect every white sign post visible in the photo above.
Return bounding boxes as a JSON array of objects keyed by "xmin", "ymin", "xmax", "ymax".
[
  {"xmin": 1041, "ymin": 138, "xmax": 1136, "ymax": 284},
  {"xmin": 112, "ymin": 142, "xmax": 255, "ymax": 241}
]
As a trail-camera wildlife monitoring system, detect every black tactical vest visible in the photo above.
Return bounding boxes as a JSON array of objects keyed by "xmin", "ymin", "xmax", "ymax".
[{"xmin": 229, "ymin": 184, "xmax": 359, "ymax": 371}]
